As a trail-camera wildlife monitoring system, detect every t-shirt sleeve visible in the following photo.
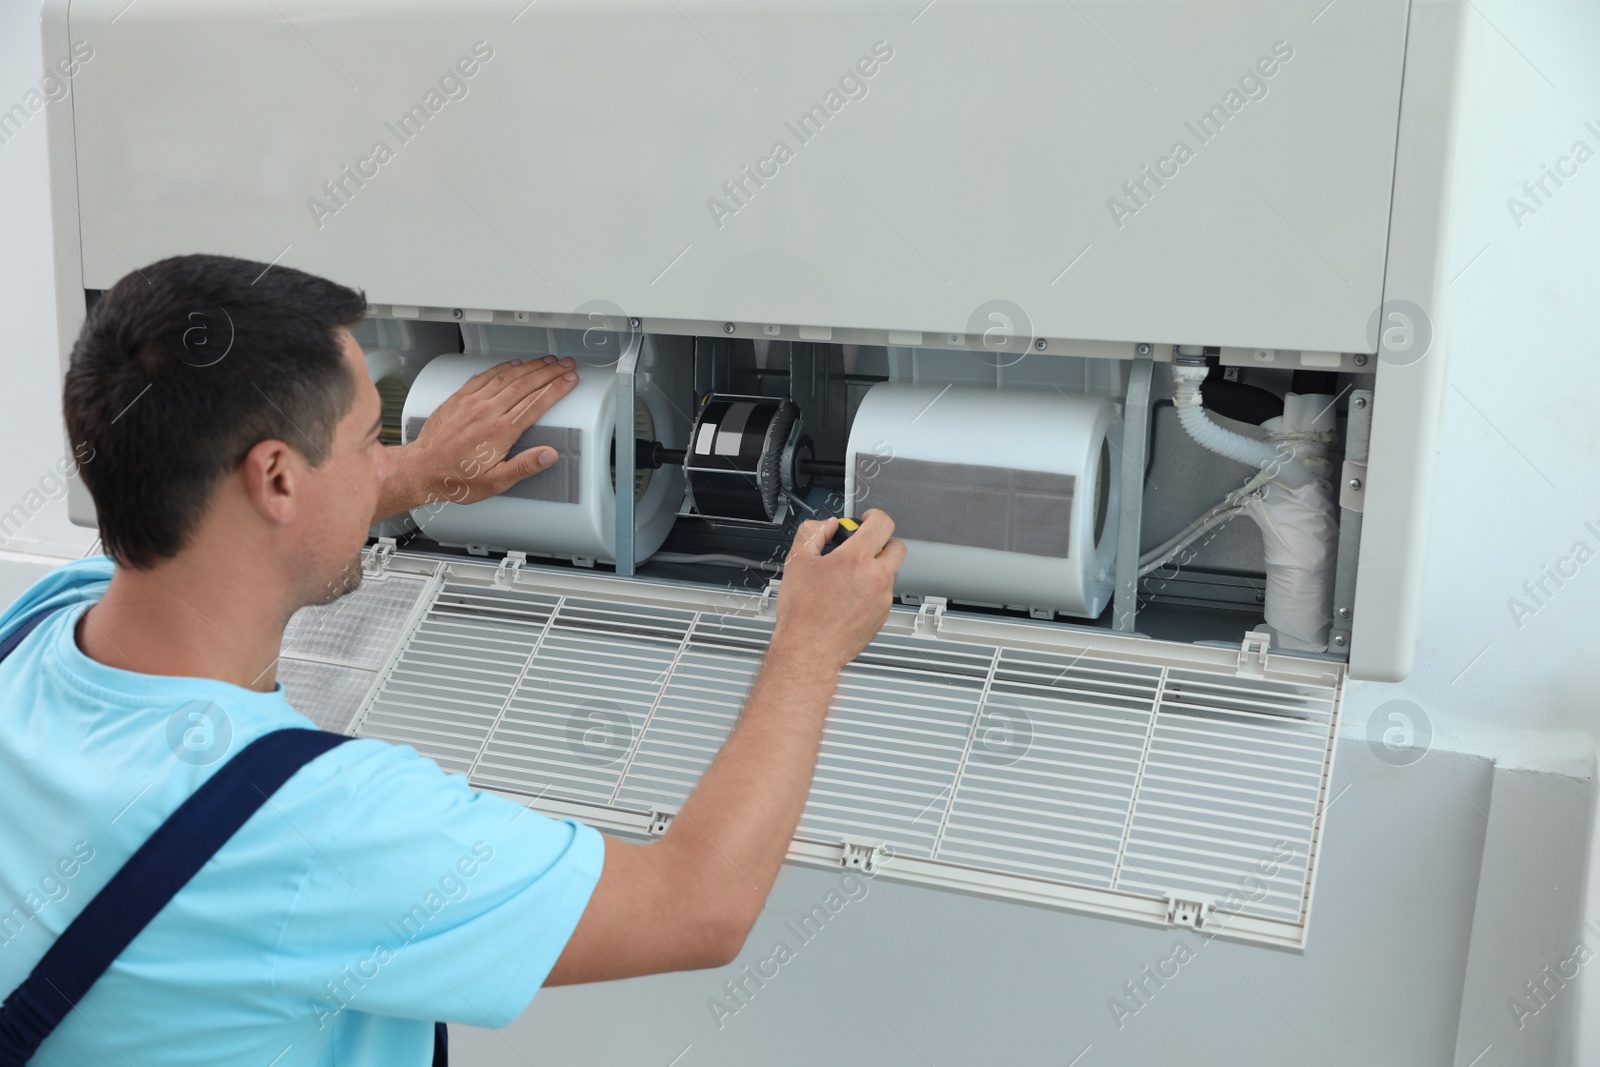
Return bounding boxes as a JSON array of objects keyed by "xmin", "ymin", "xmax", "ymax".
[{"xmin": 269, "ymin": 739, "xmax": 605, "ymax": 1029}]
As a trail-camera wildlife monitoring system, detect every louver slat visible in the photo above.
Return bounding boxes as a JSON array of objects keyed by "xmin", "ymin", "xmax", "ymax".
[{"xmin": 286, "ymin": 552, "xmax": 1342, "ymax": 950}]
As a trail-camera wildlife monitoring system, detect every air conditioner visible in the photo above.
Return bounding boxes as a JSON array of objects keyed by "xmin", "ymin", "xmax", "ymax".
[{"xmin": 42, "ymin": 0, "xmax": 1468, "ymax": 951}]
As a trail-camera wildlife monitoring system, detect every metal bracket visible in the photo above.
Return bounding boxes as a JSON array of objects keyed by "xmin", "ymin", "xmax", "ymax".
[
  {"xmin": 758, "ymin": 578, "xmax": 782, "ymax": 617},
  {"xmin": 914, "ymin": 596, "xmax": 948, "ymax": 637},
  {"xmin": 613, "ymin": 339, "xmax": 641, "ymax": 577},
  {"xmin": 840, "ymin": 838, "xmax": 887, "ymax": 875},
  {"xmin": 1339, "ymin": 461, "xmax": 1368, "ymax": 513},
  {"xmin": 1238, "ymin": 628, "xmax": 1272, "ymax": 678},
  {"xmin": 647, "ymin": 807, "xmax": 677, "ymax": 836},
  {"xmin": 493, "ymin": 551, "xmax": 527, "ymax": 588},
  {"xmin": 1165, "ymin": 893, "xmax": 1215, "ymax": 930},
  {"xmin": 1113, "ymin": 356, "xmax": 1156, "ymax": 633},
  {"xmin": 1328, "ymin": 388, "xmax": 1373, "ymax": 657},
  {"xmin": 362, "ymin": 536, "xmax": 397, "ymax": 577}
]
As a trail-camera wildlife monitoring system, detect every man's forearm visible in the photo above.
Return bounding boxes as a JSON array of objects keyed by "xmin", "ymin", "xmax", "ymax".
[
  {"xmin": 660, "ymin": 634, "xmax": 841, "ymax": 931},
  {"xmin": 373, "ymin": 444, "xmax": 427, "ymax": 522},
  {"xmin": 547, "ymin": 636, "xmax": 843, "ymax": 985},
  {"xmin": 545, "ymin": 512, "xmax": 905, "ymax": 985}
]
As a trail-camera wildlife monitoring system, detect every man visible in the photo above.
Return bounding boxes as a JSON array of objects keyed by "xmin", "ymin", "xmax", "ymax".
[{"xmin": 0, "ymin": 254, "xmax": 905, "ymax": 1064}]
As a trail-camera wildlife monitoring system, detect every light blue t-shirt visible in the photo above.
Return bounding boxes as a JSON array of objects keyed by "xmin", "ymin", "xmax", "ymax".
[{"xmin": 0, "ymin": 557, "xmax": 605, "ymax": 1065}]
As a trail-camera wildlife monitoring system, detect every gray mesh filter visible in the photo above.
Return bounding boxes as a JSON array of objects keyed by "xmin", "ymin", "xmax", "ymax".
[
  {"xmin": 277, "ymin": 658, "xmax": 376, "ymax": 733},
  {"xmin": 405, "ymin": 417, "xmax": 582, "ymax": 504},
  {"xmin": 854, "ymin": 455, "xmax": 1076, "ymax": 557},
  {"xmin": 278, "ymin": 572, "xmax": 433, "ymax": 732},
  {"xmin": 282, "ymin": 574, "xmax": 430, "ymax": 669},
  {"xmin": 502, "ymin": 425, "xmax": 582, "ymax": 503}
]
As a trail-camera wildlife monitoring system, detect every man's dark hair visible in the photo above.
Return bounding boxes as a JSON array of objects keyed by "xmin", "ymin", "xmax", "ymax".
[{"xmin": 64, "ymin": 254, "xmax": 367, "ymax": 568}]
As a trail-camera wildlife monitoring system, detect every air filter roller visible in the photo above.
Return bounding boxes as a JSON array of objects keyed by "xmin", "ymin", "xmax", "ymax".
[
  {"xmin": 846, "ymin": 383, "xmax": 1121, "ymax": 619},
  {"xmin": 400, "ymin": 354, "xmax": 684, "ymax": 565}
]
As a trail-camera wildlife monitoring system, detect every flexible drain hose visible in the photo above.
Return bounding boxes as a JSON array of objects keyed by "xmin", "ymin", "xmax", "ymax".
[{"xmin": 1170, "ymin": 363, "xmax": 1314, "ymax": 489}]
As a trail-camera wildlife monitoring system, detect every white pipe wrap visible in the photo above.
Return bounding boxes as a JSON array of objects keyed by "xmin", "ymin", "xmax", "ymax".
[
  {"xmin": 1243, "ymin": 481, "xmax": 1337, "ymax": 651},
  {"xmin": 1246, "ymin": 392, "xmax": 1339, "ymax": 650},
  {"xmin": 1168, "ymin": 364, "xmax": 1337, "ymax": 651}
]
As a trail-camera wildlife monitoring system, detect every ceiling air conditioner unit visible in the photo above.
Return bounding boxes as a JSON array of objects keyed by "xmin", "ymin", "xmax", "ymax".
[{"xmin": 42, "ymin": 0, "xmax": 1467, "ymax": 950}]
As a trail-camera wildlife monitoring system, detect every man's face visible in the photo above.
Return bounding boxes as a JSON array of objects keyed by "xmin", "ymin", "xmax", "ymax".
[{"xmin": 293, "ymin": 328, "xmax": 394, "ymax": 607}]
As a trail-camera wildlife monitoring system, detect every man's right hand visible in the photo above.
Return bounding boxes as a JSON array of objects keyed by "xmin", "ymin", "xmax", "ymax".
[
  {"xmin": 545, "ymin": 508, "xmax": 907, "ymax": 987},
  {"xmin": 772, "ymin": 509, "xmax": 907, "ymax": 672}
]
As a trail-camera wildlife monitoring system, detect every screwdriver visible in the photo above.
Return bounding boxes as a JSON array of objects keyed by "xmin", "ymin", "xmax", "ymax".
[
  {"xmin": 826, "ymin": 516, "xmax": 861, "ymax": 552},
  {"xmin": 779, "ymin": 486, "xmax": 860, "ymax": 554}
]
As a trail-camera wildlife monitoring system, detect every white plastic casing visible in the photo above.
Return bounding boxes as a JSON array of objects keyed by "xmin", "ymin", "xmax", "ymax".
[
  {"xmin": 41, "ymin": 0, "xmax": 1468, "ymax": 679},
  {"xmin": 402, "ymin": 355, "xmax": 683, "ymax": 565},
  {"xmin": 846, "ymin": 384, "xmax": 1121, "ymax": 618}
]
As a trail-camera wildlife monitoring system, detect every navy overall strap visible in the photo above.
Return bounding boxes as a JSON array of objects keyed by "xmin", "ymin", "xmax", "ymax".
[
  {"xmin": 0, "ymin": 606, "xmax": 375, "ymax": 1064},
  {"xmin": 0, "ymin": 728, "xmax": 352, "ymax": 1065},
  {"xmin": 0, "ymin": 606, "xmax": 56, "ymax": 662}
]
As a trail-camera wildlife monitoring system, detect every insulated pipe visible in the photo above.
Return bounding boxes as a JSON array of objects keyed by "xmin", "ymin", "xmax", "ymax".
[
  {"xmin": 1170, "ymin": 362, "xmax": 1315, "ymax": 489},
  {"xmin": 1169, "ymin": 361, "xmax": 1336, "ymax": 650},
  {"xmin": 1243, "ymin": 394, "xmax": 1339, "ymax": 651}
]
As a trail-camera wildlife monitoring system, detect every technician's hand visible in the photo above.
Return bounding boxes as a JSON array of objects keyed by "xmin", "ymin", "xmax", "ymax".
[
  {"xmin": 375, "ymin": 356, "xmax": 579, "ymax": 520},
  {"xmin": 772, "ymin": 509, "xmax": 907, "ymax": 672}
]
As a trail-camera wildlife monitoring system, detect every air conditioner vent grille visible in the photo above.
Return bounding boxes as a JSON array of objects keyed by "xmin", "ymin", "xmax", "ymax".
[{"xmin": 290, "ymin": 554, "xmax": 1342, "ymax": 950}]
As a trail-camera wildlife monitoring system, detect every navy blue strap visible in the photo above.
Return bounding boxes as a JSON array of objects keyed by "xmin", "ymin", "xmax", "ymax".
[
  {"xmin": 0, "ymin": 607, "xmax": 57, "ymax": 663},
  {"xmin": 0, "ymin": 604, "xmax": 445, "ymax": 1065},
  {"xmin": 0, "ymin": 703, "xmax": 351, "ymax": 1062}
]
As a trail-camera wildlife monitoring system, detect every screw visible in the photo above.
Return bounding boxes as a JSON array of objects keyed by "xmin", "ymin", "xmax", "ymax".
[
  {"xmin": 1348, "ymin": 478, "xmax": 1362, "ymax": 491},
  {"xmin": 452, "ymin": 308, "xmax": 463, "ymax": 320},
  {"xmin": 1353, "ymin": 396, "xmax": 1368, "ymax": 408},
  {"xmin": 1332, "ymin": 633, "xmax": 1348, "ymax": 647},
  {"xmin": 629, "ymin": 317, "xmax": 641, "ymax": 329},
  {"xmin": 1136, "ymin": 342, "xmax": 1152, "ymax": 356},
  {"xmin": 1254, "ymin": 592, "xmax": 1265, "ymax": 604},
  {"xmin": 1338, "ymin": 606, "xmax": 1351, "ymax": 619},
  {"xmin": 1035, "ymin": 337, "xmax": 1048, "ymax": 351},
  {"xmin": 723, "ymin": 322, "xmax": 736, "ymax": 334},
  {"xmin": 1353, "ymin": 354, "xmax": 1369, "ymax": 366}
]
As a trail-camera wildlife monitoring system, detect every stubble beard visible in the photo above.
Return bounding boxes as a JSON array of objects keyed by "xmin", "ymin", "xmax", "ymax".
[{"xmin": 314, "ymin": 551, "xmax": 365, "ymax": 606}]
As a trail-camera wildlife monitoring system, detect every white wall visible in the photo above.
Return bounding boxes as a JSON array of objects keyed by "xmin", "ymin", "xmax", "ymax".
[{"xmin": 0, "ymin": 0, "xmax": 96, "ymax": 571}]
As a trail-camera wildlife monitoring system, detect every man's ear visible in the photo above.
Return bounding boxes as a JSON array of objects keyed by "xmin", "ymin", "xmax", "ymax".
[{"xmin": 238, "ymin": 438, "xmax": 303, "ymax": 525}]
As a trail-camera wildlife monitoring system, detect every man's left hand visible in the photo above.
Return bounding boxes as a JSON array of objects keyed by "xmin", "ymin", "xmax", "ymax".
[{"xmin": 375, "ymin": 355, "xmax": 580, "ymax": 521}]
